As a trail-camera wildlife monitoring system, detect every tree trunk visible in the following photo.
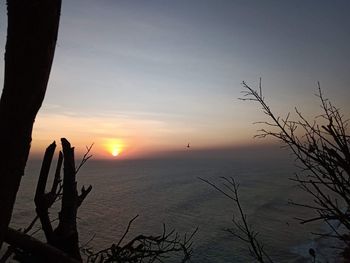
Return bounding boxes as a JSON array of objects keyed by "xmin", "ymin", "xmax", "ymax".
[{"xmin": 0, "ymin": 0, "xmax": 62, "ymax": 248}]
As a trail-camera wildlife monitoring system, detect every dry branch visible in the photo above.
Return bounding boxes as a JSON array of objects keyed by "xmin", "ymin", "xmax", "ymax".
[
  {"xmin": 241, "ymin": 80, "xmax": 350, "ymax": 257},
  {"xmin": 200, "ymin": 177, "xmax": 274, "ymax": 263}
]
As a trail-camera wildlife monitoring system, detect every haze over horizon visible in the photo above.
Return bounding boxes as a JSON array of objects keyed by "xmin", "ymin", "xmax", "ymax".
[{"xmin": 0, "ymin": 1, "xmax": 349, "ymax": 159}]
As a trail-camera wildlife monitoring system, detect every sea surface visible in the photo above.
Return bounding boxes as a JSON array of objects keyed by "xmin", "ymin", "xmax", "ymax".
[{"xmin": 8, "ymin": 154, "xmax": 341, "ymax": 262}]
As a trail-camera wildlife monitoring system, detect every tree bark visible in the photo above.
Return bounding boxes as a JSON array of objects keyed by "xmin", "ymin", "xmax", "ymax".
[{"xmin": 0, "ymin": 0, "xmax": 62, "ymax": 247}]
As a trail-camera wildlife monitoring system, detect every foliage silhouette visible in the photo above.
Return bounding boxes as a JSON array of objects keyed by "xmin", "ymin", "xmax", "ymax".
[
  {"xmin": 240, "ymin": 80, "xmax": 350, "ymax": 260},
  {"xmin": 1, "ymin": 139, "xmax": 196, "ymax": 263},
  {"xmin": 201, "ymin": 81, "xmax": 349, "ymax": 262}
]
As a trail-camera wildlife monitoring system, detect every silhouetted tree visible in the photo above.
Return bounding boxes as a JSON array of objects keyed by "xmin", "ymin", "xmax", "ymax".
[
  {"xmin": 0, "ymin": 139, "xmax": 91, "ymax": 262},
  {"xmin": 0, "ymin": 139, "xmax": 195, "ymax": 263},
  {"xmin": 0, "ymin": 0, "xmax": 61, "ymax": 248},
  {"xmin": 83, "ymin": 215, "xmax": 196, "ymax": 263},
  {"xmin": 200, "ymin": 177, "xmax": 273, "ymax": 263},
  {"xmin": 202, "ymin": 81, "xmax": 349, "ymax": 262},
  {"xmin": 0, "ymin": 3, "xmax": 195, "ymax": 262},
  {"xmin": 240, "ymin": 81, "xmax": 350, "ymax": 260}
]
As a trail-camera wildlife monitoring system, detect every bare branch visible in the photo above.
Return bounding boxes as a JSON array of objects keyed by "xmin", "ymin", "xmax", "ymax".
[
  {"xmin": 201, "ymin": 177, "xmax": 274, "ymax": 263},
  {"xmin": 242, "ymin": 80, "xmax": 350, "ymax": 257}
]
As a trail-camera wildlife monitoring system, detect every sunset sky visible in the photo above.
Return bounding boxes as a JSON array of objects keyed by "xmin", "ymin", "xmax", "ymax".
[{"xmin": 0, "ymin": 1, "xmax": 349, "ymax": 159}]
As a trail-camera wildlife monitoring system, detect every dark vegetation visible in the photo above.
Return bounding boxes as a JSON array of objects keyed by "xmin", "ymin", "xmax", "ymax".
[
  {"xmin": 202, "ymin": 81, "xmax": 350, "ymax": 262},
  {"xmin": 242, "ymin": 80, "xmax": 350, "ymax": 261},
  {"xmin": 1, "ymin": 139, "xmax": 195, "ymax": 262},
  {"xmin": 0, "ymin": 0, "xmax": 61, "ymax": 248},
  {"xmin": 200, "ymin": 177, "xmax": 274, "ymax": 263},
  {"xmin": 0, "ymin": 2, "xmax": 194, "ymax": 262},
  {"xmin": 1, "ymin": 1, "xmax": 349, "ymax": 263}
]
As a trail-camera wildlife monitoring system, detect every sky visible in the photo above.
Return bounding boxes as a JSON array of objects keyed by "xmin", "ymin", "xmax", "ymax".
[{"xmin": 0, "ymin": 0, "xmax": 349, "ymax": 159}]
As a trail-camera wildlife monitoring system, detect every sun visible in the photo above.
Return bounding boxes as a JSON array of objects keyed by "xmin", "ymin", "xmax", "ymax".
[
  {"xmin": 112, "ymin": 148, "xmax": 120, "ymax": 157},
  {"xmin": 104, "ymin": 138, "xmax": 125, "ymax": 158}
]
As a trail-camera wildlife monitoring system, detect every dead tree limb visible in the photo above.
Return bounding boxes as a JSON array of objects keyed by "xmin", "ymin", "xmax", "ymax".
[
  {"xmin": 4, "ymin": 227, "xmax": 80, "ymax": 263},
  {"xmin": 34, "ymin": 141, "xmax": 57, "ymax": 244},
  {"xmin": 2, "ymin": 139, "xmax": 91, "ymax": 262},
  {"xmin": 84, "ymin": 216, "xmax": 197, "ymax": 263},
  {"xmin": 50, "ymin": 138, "xmax": 91, "ymax": 262},
  {"xmin": 51, "ymin": 138, "xmax": 82, "ymax": 260},
  {"xmin": 200, "ymin": 177, "xmax": 274, "ymax": 263}
]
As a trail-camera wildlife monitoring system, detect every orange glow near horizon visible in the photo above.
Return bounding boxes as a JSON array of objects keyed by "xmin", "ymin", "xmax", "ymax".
[{"xmin": 104, "ymin": 138, "xmax": 125, "ymax": 157}]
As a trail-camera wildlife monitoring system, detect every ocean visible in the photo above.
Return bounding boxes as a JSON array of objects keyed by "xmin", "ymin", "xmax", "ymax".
[{"xmin": 8, "ymin": 154, "xmax": 340, "ymax": 262}]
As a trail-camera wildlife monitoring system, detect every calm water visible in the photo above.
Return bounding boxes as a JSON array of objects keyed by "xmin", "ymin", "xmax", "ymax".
[{"xmin": 9, "ymin": 155, "xmax": 339, "ymax": 262}]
